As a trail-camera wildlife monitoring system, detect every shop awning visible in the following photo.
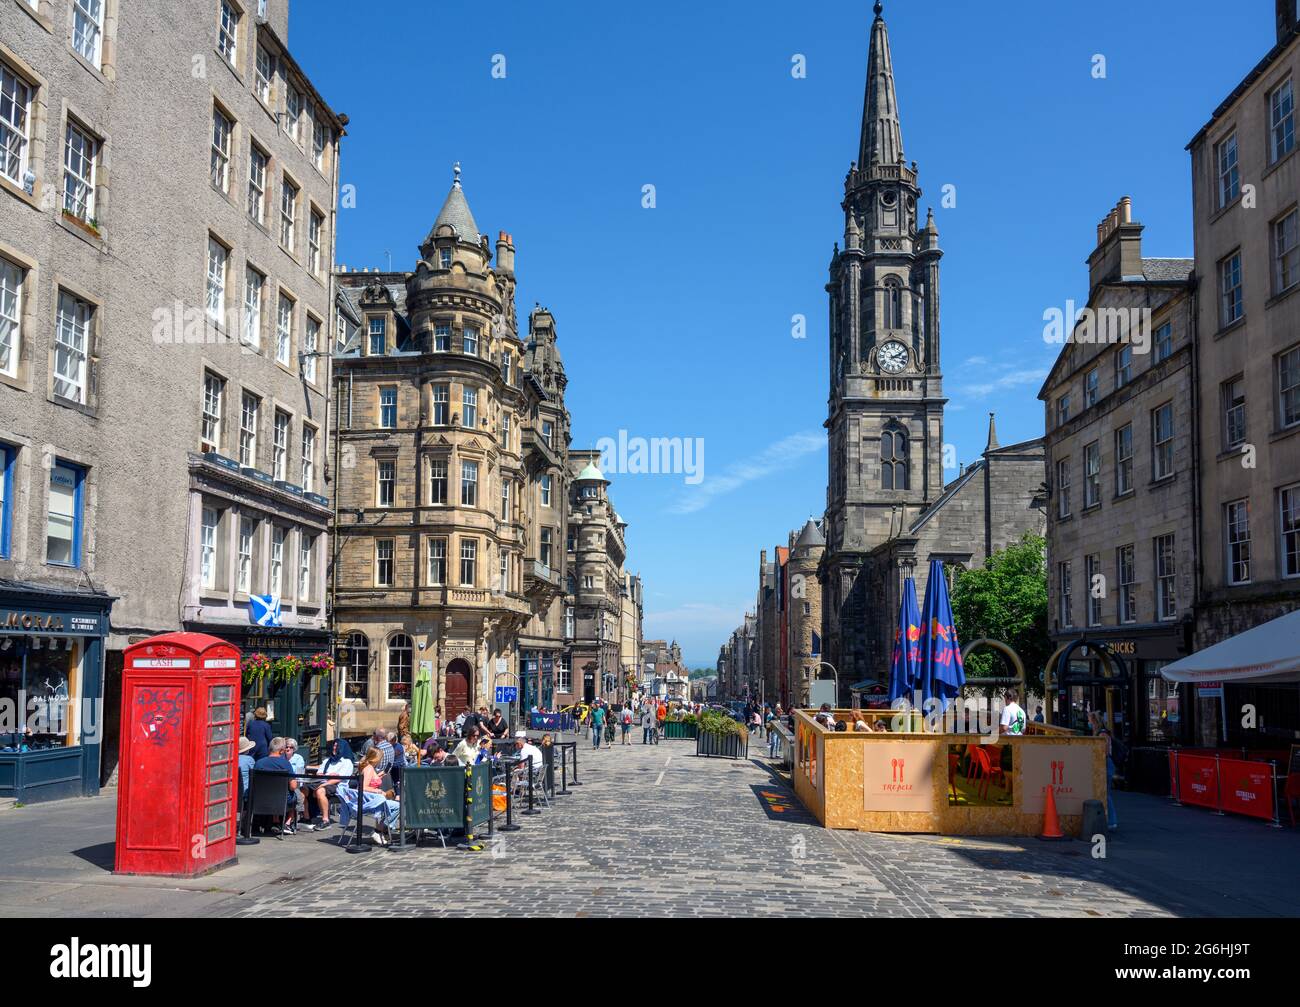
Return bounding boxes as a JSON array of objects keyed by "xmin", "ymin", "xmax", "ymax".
[{"xmin": 1160, "ymin": 610, "xmax": 1300, "ymax": 684}]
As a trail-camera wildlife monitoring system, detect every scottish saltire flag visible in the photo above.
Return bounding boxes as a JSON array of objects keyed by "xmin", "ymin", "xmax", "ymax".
[
  {"xmin": 888, "ymin": 577, "xmax": 922, "ymax": 703},
  {"xmin": 811, "ymin": 631, "xmax": 822, "ymax": 658},
  {"xmin": 249, "ymin": 594, "xmax": 282, "ymax": 627},
  {"xmin": 919, "ymin": 559, "xmax": 964, "ymax": 709}
]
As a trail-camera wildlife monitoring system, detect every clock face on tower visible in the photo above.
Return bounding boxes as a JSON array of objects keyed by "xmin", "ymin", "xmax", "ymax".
[{"xmin": 877, "ymin": 340, "xmax": 908, "ymax": 374}]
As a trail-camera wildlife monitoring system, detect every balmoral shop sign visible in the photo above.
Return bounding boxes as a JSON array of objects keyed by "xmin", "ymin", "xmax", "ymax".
[{"xmin": 0, "ymin": 610, "xmax": 101, "ymax": 634}]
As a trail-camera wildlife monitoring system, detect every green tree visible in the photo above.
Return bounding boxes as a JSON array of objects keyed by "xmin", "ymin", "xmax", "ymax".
[{"xmin": 950, "ymin": 533, "xmax": 1050, "ymax": 694}]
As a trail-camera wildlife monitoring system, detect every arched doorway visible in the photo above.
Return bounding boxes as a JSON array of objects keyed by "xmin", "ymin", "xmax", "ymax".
[{"xmin": 444, "ymin": 659, "xmax": 471, "ymax": 720}]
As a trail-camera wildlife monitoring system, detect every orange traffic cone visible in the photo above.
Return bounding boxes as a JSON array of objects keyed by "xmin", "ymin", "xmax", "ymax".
[{"xmin": 1038, "ymin": 784, "xmax": 1067, "ymax": 841}]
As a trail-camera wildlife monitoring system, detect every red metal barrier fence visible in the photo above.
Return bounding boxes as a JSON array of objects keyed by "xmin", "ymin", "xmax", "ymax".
[{"xmin": 1167, "ymin": 749, "xmax": 1283, "ymax": 826}]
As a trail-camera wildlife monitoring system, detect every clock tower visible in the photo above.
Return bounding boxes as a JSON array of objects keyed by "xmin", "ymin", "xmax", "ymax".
[{"xmin": 822, "ymin": 1, "xmax": 947, "ymax": 685}]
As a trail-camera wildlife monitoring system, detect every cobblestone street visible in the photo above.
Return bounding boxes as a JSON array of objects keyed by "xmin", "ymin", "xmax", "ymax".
[{"xmin": 212, "ymin": 736, "xmax": 1299, "ymax": 918}]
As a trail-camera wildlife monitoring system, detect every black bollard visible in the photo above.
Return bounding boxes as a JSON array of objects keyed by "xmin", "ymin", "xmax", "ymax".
[
  {"xmin": 559, "ymin": 744, "xmax": 571, "ymax": 795},
  {"xmin": 500, "ymin": 757, "xmax": 520, "ymax": 832},
  {"xmin": 345, "ymin": 773, "xmax": 370, "ymax": 854},
  {"xmin": 523, "ymin": 756, "xmax": 540, "ymax": 816},
  {"xmin": 570, "ymin": 741, "xmax": 582, "ymax": 785}
]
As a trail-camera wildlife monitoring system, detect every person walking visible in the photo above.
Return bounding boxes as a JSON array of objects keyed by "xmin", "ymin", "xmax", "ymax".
[
  {"xmin": 605, "ymin": 706, "xmax": 616, "ymax": 748},
  {"xmin": 640, "ymin": 704, "xmax": 654, "ymax": 745},
  {"xmin": 620, "ymin": 706, "xmax": 633, "ymax": 745},
  {"xmin": 590, "ymin": 702, "xmax": 606, "ymax": 751}
]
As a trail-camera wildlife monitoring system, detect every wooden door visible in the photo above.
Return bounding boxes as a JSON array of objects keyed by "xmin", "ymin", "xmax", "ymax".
[{"xmin": 444, "ymin": 660, "xmax": 471, "ymax": 720}]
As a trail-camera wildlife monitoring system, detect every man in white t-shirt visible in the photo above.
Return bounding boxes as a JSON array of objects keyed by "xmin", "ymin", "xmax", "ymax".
[
  {"xmin": 999, "ymin": 690, "xmax": 1026, "ymax": 736},
  {"xmin": 514, "ymin": 731, "xmax": 545, "ymax": 775}
]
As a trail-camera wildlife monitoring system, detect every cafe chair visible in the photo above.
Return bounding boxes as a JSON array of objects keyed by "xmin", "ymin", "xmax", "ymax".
[{"xmin": 241, "ymin": 769, "xmax": 293, "ymax": 840}]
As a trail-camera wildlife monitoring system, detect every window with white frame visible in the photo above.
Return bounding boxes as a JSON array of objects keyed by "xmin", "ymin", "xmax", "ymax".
[
  {"xmin": 501, "ymin": 351, "xmax": 511, "ymax": 385},
  {"xmin": 1274, "ymin": 208, "xmax": 1298, "ymax": 294},
  {"xmin": 541, "ymin": 474, "xmax": 553, "ymax": 508},
  {"xmin": 63, "ymin": 121, "xmax": 97, "ymax": 221},
  {"xmin": 202, "ymin": 372, "xmax": 224, "ymax": 452},
  {"xmin": 1224, "ymin": 501, "xmax": 1251, "ymax": 585},
  {"xmin": 461, "ymin": 460, "xmax": 478, "ymax": 507},
  {"xmin": 1115, "ymin": 424, "xmax": 1133, "ymax": 496},
  {"xmin": 1085, "ymin": 554, "xmax": 1101, "ymax": 626},
  {"xmin": 501, "ymin": 413, "xmax": 510, "ymax": 449},
  {"xmin": 269, "ymin": 525, "xmax": 286, "ymax": 597},
  {"xmin": 0, "ymin": 64, "xmax": 32, "ymax": 187},
  {"xmin": 462, "ymin": 387, "xmax": 477, "ymax": 428},
  {"xmin": 211, "ymin": 106, "xmax": 232, "ymax": 193},
  {"xmin": 1117, "ymin": 544, "xmax": 1136, "ymax": 624},
  {"xmin": 299, "ymin": 532, "xmax": 314, "ymax": 601},
  {"xmin": 557, "ymin": 662, "xmax": 572, "ymax": 692},
  {"xmin": 285, "ymin": 86, "xmax": 303, "ymax": 142},
  {"xmin": 276, "ymin": 292, "xmax": 293, "ymax": 365},
  {"xmin": 255, "ymin": 46, "xmax": 274, "ymax": 104},
  {"xmin": 375, "ymin": 538, "xmax": 393, "ymax": 587},
  {"xmin": 434, "ymin": 322, "xmax": 450, "ymax": 351},
  {"xmin": 542, "ymin": 419, "xmax": 554, "ymax": 448},
  {"xmin": 1280, "ymin": 484, "xmax": 1300, "ymax": 579},
  {"xmin": 428, "ymin": 537, "xmax": 447, "ymax": 584},
  {"xmin": 1154, "ymin": 533, "xmax": 1177, "ymax": 619},
  {"xmin": 387, "ymin": 635, "xmax": 412, "ymax": 700},
  {"xmin": 564, "ymin": 607, "xmax": 574, "ymax": 638},
  {"xmin": 74, "ymin": 0, "xmax": 105, "ymax": 68},
  {"xmin": 206, "ymin": 237, "xmax": 228, "ymax": 324},
  {"xmin": 237, "ymin": 516, "xmax": 255, "ymax": 593},
  {"xmin": 1058, "ymin": 561, "xmax": 1072, "ymax": 628},
  {"xmin": 239, "ymin": 391, "xmax": 259, "ymax": 466},
  {"xmin": 428, "ymin": 458, "xmax": 447, "ymax": 504},
  {"xmin": 1083, "ymin": 441, "xmax": 1100, "ymax": 508},
  {"xmin": 1083, "ymin": 368, "xmax": 1099, "ymax": 408},
  {"xmin": 1270, "ymin": 79, "xmax": 1294, "ymax": 165},
  {"xmin": 1056, "ymin": 395, "xmax": 1070, "ymax": 425},
  {"xmin": 1114, "ymin": 346, "xmax": 1132, "ymax": 389},
  {"xmin": 308, "ymin": 210, "xmax": 323, "ymax": 276},
  {"xmin": 200, "ymin": 506, "xmax": 220, "ymax": 591},
  {"xmin": 1152, "ymin": 403, "xmax": 1174, "ymax": 480},
  {"xmin": 300, "ymin": 425, "xmax": 315, "ymax": 490},
  {"xmin": 54, "ymin": 290, "xmax": 91, "ymax": 404},
  {"xmin": 1280, "ymin": 345, "xmax": 1300, "ymax": 429},
  {"xmin": 368, "ymin": 317, "xmax": 385, "ymax": 355},
  {"xmin": 247, "ymin": 144, "xmax": 267, "ymax": 223},
  {"xmin": 1055, "ymin": 457, "xmax": 1071, "ymax": 518},
  {"xmin": 376, "ymin": 459, "xmax": 395, "ymax": 507},
  {"xmin": 280, "ymin": 177, "xmax": 297, "ymax": 250},
  {"xmin": 243, "ymin": 266, "xmax": 263, "ymax": 347},
  {"xmin": 312, "ymin": 116, "xmax": 326, "ymax": 170},
  {"xmin": 1219, "ymin": 251, "xmax": 1243, "ymax": 327},
  {"xmin": 1222, "ymin": 377, "xmax": 1246, "ymax": 448},
  {"xmin": 272, "ymin": 410, "xmax": 289, "ymax": 480},
  {"xmin": 379, "ymin": 386, "xmax": 396, "ymax": 428},
  {"xmin": 1153, "ymin": 321, "xmax": 1173, "ymax": 363},
  {"xmin": 217, "ymin": 1, "xmax": 239, "ymax": 66},
  {"xmin": 460, "ymin": 538, "xmax": 477, "ymax": 586},
  {"xmin": 432, "ymin": 384, "xmax": 449, "ymax": 425},
  {"xmin": 1215, "ymin": 132, "xmax": 1239, "ymax": 208},
  {"xmin": 439, "ymin": 248, "xmax": 452, "ymax": 270},
  {"xmin": 303, "ymin": 316, "xmax": 319, "ymax": 382},
  {"xmin": 499, "ymin": 552, "xmax": 508, "ymax": 592},
  {"xmin": 463, "ymin": 324, "xmax": 479, "ymax": 356},
  {"xmin": 540, "ymin": 528, "xmax": 552, "ymax": 570},
  {"xmin": 500, "ymin": 478, "xmax": 510, "ymax": 521},
  {"xmin": 0, "ymin": 256, "xmax": 22, "ymax": 379}
]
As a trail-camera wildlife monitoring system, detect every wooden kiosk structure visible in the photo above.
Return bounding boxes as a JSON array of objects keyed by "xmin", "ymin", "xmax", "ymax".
[{"xmin": 792, "ymin": 708, "xmax": 1107, "ymax": 836}]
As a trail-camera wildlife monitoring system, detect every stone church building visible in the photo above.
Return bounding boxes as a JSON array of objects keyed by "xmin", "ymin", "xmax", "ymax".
[{"xmin": 818, "ymin": 3, "xmax": 1047, "ymax": 693}]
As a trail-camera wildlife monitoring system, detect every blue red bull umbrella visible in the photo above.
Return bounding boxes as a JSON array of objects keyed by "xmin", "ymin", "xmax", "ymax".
[
  {"xmin": 919, "ymin": 559, "xmax": 965, "ymax": 709},
  {"xmin": 888, "ymin": 576, "xmax": 923, "ymax": 703}
]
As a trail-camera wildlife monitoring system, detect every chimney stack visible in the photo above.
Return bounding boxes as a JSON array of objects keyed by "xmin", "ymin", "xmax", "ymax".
[
  {"xmin": 495, "ymin": 230, "xmax": 515, "ymax": 274},
  {"xmin": 1089, "ymin": 196, "xmax": 1144, "ymax": 291},
  {"xmin": 1279, "ymin": 0, "xmax": 1298, "ymax": 43}
]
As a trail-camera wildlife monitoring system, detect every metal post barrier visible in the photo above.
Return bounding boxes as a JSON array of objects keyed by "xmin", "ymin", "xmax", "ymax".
[
  {"xmin": 499, "ymin": 756, "xmax": 520, "ymax": 832},
  {"xmin": 345, "ymin": 773, "xmax": 369, "ymax": 853},
  {"xmin": 1269, "ymin": 761, "xmax": 1283, "ymax": 829},
  {"xmin": 1170, "ymin": 748, "xmax": 1182, "ymax": 805},
  {"xmin": 571, "ymin": 741, "xmax": 582, "ymax": 785},
  {"xmin": 559, "ymin": 743, "xmax": 570, "ymax": 795},
  {"xmin": 544, "ymin": 744, "xmax": 555, "ymax": 798},
  {"xmin": 523, "ymin": 756, "xmax": 539, "ymax": 816},
  {"xmin": 1214, "ymin": 752, "xmax": 1225, "ymax": 815}
]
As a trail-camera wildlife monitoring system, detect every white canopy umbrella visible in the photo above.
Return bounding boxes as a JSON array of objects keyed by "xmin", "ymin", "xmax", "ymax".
[{"xmin": 1160, "ymin": 609, "xmax": 1300, "ymax": 684}]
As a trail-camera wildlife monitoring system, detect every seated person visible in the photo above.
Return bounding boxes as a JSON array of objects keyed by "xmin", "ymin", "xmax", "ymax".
[
  {"xmin": 485, "ymin": 708, "xmax": 510, "ymax": 739},
  {"xmin": 238, "ymin": 736, "xmax": 257, "ymax": 806},
  {"xmin": 302, "ymin": 738, "xmax": 353, "ymax": 831},
  {"xmin": 514, "ymin": 731, "xmax": 545, "ymax": 776},
  {"xmin": 452, "ymin": 728, "xmax": 480, "ymax": 766},
  {"xmin": 337, "ymin": 748, "xmax": 399, "ymax": 846},
  {"xmin": 424, "ymin": 743, "xmax": 451, "ymax": 765},
  {"xmin": 853, "ymin": 720, "xmax": 871, "ymax": 732}
]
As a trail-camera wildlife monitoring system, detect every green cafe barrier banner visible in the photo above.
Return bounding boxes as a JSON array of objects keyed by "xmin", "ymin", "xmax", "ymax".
[
  {"xmin": 467, "ymin": 762, "xmax": 491, "ymax": 830},
  {"xmin": 400, "ymin": 765, "xmax": 465, "ymax": 830}
]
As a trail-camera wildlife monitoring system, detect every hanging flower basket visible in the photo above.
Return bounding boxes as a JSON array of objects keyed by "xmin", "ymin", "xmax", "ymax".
[
  {"xmin": 307, "ymin": 652, "xmax": 334, "ymax": 675},
  {"xmin": 271, "ymin": 655, "xmax": 305, "ymax": 683},
  {"xmin": 243, "ymin": 653, "xmax": 274, "ymax": 685},
  {"xmin": 242, "ymin": 652, "xmax": 305, "ymax": 685}
]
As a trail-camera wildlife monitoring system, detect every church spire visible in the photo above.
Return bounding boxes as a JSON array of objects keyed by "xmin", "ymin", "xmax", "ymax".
[
  {"xmin": 985, "ymin": 412, "xmax": 1000, "ymax": 452},
  {"xmin": 859, "ymin": 1, "xmax": 904, "ymax": 171}
]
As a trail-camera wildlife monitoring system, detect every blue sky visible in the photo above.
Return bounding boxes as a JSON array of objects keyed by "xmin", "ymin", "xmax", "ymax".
[{"xmin": 292, "ymin": 0, "xmax": 1272, "ymax": 667}]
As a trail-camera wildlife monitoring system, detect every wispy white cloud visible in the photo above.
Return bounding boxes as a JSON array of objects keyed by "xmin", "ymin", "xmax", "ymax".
[
  {"xmin": 668, "ymin": 430, "xmax": 824, "ymax": 515},
  {"xmin": 951, "ymin": 365, "xmax": 1049, "ymax": 400}
]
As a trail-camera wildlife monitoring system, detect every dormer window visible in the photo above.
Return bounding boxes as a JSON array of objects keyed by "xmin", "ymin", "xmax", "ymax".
[
  {"xmin": 440, "ymin": 248, "xmax": 452, "ymax": 269},
  {"xmin": 368, "ymin": 317, "xmax": 385, "ymax": 355}
]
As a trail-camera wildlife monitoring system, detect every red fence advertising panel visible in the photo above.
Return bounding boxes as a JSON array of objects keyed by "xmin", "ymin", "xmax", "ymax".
[
  {"xmin": 1175, "ymin": 753, "xmax": 1220, "ymax": 809},
  {"xmin": 1217, "ymin": 757, "xmax": 1276, "ymax": 821}
]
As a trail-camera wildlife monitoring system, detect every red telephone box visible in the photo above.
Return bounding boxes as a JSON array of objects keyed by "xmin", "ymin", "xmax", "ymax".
[{"xmin": 114, "ymin": 632, "xmax": 242, "ymax": 877}]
